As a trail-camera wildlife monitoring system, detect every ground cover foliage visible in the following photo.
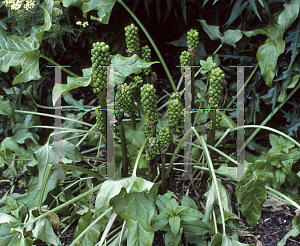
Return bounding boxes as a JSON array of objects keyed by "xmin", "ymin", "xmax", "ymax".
[{"xmin": 0, "ymin": 0, "xmax": 300, "ymax": 245}]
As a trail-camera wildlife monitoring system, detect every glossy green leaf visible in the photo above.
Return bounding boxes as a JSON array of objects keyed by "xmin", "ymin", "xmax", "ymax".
[
  {"xmin": 151, "ymin": 212, "xmax": 169, "ymax": 229},
  {"xmin": 179, "ymin": 207, "xmax": 203, "ymax": 221},
  {"xmin": 111, "ymin": 186, "xmax": 157, "ymax": 246},
  {"xmin": 95, "ymin": 176, "xmax": 155, "ymax": 214},
  {"xmin": 0, "ymin": 97, "xmax": 16, "ymax": 123},
  {"xmin": 0, "ymin": 2, "xmax": 51, "ymax": 84},
  {"xmin": 198, "ymin": 20, "xmax": 242, "ymax": 47},
  {"xmin": 235, "ymin": 160, "xmax": 273, "ymax": 226},
  {"xmin": 32, "ymin": 218, "xmax": 61, "ymax": 246},
  {"xmin": 0, "ymin": 137, "xmax": 22, "ymax": 157},
  {"xmin": 111, "ymin": 54, "xmax": 159, "ymax": 85},
  {"xmin": 62, "ymin": 0, "xmax": 117, "ymax": 24},
  {"xmin": 243, "ymin": 0, "xmax": 300, "ymax": 86},
  {"xmin": 169, "ymin": 215, "xmax": 180, "ymax": 235},
  {"xmin": 181, "ymin": 220, "xmax": 210, "ymax": 235},
  {"xmin": 52, "ymin": 75, "xmax": 91, "ymax": 106},
  {"xmin": 220, "ymin": 111, "xmax": 237, "ymax": 129},
  {"xmin": 292, "ymin": 215, "xmax": 300, "ymax": 231},
  {"xmin": 210, "ymin": 232, "xmax": 222, "ymax": 246},
  {"xmin": 164, "ymin": 228, "xmax": 183, "ymax": 246},
  {"xmin": 0, "ymin": 212, "xmax": 22, "ymax": 228},
  {"xmin": 181, "ymin": 196, "xmax": 197, "ymax": 209}
]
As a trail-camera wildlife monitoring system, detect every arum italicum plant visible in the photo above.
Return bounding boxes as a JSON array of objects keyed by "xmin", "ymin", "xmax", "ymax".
[{"xmin": 2, "ymin": 0, "xmax": 300, "ymax": 245}]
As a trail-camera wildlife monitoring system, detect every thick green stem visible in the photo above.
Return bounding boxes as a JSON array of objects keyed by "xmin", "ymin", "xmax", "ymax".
[
  {"xmin": 208, "ymin": 110, "xmax": 216, "ymax": 161},
  {"xmin": 118, "ymin": 0, "xmax": 177, "ymax": 93},
  {"xmin": 118, "ymin": 121, "xmax": 128, "ymax": 177},
  {"xmin": 168, "ymin": 128, "xmax": 174, "ymax": 189},
  {"xmin": 40, "ymin": 54, "xmax": 78, "ymax": 77},
  {"xmin": 24, "ymin": 183, "xmax": 102, "ymax": 227},
  {"xmin": 166, "ymin": 128, "xmax": 192, "ymax": 179},
  {"xmin": 160, "ymin": 155, "xmax": 166, "ymax": 194}
]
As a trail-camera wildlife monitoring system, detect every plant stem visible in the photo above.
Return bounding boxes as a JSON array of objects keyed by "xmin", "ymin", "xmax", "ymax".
[
  {"xmin": 195, "ymin": 132, "xmax": 226, "ymax": 236},
  {"xmin": 24, "ymin": 184, "xmax": 103, "ymax": 227},
  {"xmin": 213, "ymin": 44, "xmax": 223, "ymax": 54},
  {"xmin": 265, "ymin": 185, "xmax": 300, "ymax": 211},
  {"xmin": 118, "ymin": 0, "xmax": 177, "ymax": 93},
  {"xmin": 70, "ymin": 207, "xmax": 113, "ymax": 246},
  {"xmin": 40, "ymin": 54, "xmax": 78, "ymax": 77},
  {"xmin": 161, "ymin": 155, "xmax": 166, "ymax": 194},
  {"xmin": 168, "ymin": 128, "xmax": 174, "ymax": 189},
  {"xmin": 118, "ymin": 120, "xmax": 128, "ymax": 177},
  {"xmin": 208, "ymin": 110, "xmax": 216, "ymax": 161}
]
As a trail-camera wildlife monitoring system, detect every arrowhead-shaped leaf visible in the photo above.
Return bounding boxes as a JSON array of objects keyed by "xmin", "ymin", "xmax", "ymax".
[
  {"xmin": 235, "ymin": 160, "xmax": 273, "ymax": 226},
  {"xmin": 111, "ymin": 186, "xmax": 157, "ymax": 246},
  {"xmin": 242, "ymin": 0, "xmax": 300, "ymax": 86}
]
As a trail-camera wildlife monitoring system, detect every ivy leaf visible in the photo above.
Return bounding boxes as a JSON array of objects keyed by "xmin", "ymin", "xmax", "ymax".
[
  {"xmin": 62, "ymin": 0, "xmax": 117, "ymax": 24},
  {"xmin": 111, "ymin": 54, "xmax": 159, "ymax": 85},
  {"xmin": 0, "ymin": 2, "xmax": 51, "ymax": 84},
  {"xmin": 242, "ymin": 0, "xmax": 300, "ymax": 86}
]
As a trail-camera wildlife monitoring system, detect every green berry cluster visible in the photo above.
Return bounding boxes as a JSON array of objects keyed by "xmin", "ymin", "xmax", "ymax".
[
  {"xmin": 168, "ymin": 92, "xmax": 182, "ymax": 128},
  {"xmin": 96, "ymin": 110, "xmax": 106, "ymax": 138},
  {"xmin": 208, "ymin": 67, "xmax": 225, "ymax": 108},
  {"xmin": 207, "ymin": 111, "xmax": 222, "ymax": 130},
  {"xmin": 91, "ymin": 42, "xmax": 111, "ymax": 94},
  {"xmin": 146, "ymin": 137, "xmax": 158, "ymax": 161},
  {"xmin": 159, "ymin": 127, "xmax": 170, "ymax": 155},
  {"xmin": 144, "ymin": 119, "xmax": 152, "ymax": 138},
  {"xmin": 140, "ymin": 84, "xmax": 159, "ymax": 123},
  {"xmin": 179, "ymin": 51, "xmax": 191, "ymax": 67},
  {"xmin": 141, "ymin": 45, "xmax": 151, "ymax": 75},
  {"xmin": 125, "ymin": 23, "xmax": 140, "ymax": 53},
  {"xmin": 187, "ymin": 29, "xmax": 200, "ymax": 50},
  {"xmin": 115, "ymin": 83, "xmax": 135, "ymax": 119},
  {"xmin": 130, "ymin": 75, "xmax": 143, "ymax": 101}
]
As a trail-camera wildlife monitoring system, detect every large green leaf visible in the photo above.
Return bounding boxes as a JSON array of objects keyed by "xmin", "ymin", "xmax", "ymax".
[
  {"xmin": 111, "ymin": 186, "xmax": 157, "ymax": 246},
  {"xmin": 32, "ymin": 218, "xmax": 61, "ymax": 246},
  {"xmin": 95, "ymin": 176, "xmax": 155, "ymax": 214},
  {"xmin": 52, "ymin": 75, "xmax": 91, "ymax": 106},
  {"xmin": 0, "ymin": 2, "xmax": 51, "ymax": 84},
  {"xmin": 111, "ymin": 54, "xmax": 159, "ymax": 85},
  {"xmin": 242, "ymin": 0, "xmax": 300, "ymax": 86},
  {"xmin": 0, "ymin": 96, "xmax": 16, "ymax": 123},
  {"xmin": 62, "ymin": 0, "xmax": 117, "ymax": 24},
  {"xmin": 235, "ymin": 159, "xmax": 273, "ymax": 226},
  {"xmin": 198, "ymin": 20, "xmax": 242, "ymax": 48}
]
